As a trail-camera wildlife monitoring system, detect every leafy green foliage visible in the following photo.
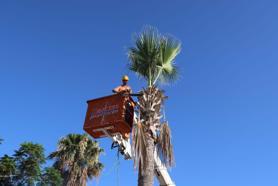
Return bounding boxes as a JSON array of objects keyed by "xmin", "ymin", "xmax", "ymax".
[
  {"xmin": 49, "ymin": 134, "xmax": 104, "ymax": 186},
  {"xmin": 128, "ymin": 27, "xmax": 160, "ymax": 86},
  {"xmin": 0, "ymin": 133, "xmax": 102, "ymax": 186},
  {"xmin": 13, "ymin": 142, "xmax": 45, "ymax": 185},
  {"xmin": 40, "ymin": 167, "xmax": 63, "ymax": 186},
  {"xmin": 0, "ymin": 155, "xmax": 16, "ymax": 186},
  {"xmin": 128, "ymin": 26, "xmax": 181, "ymax": 87}
]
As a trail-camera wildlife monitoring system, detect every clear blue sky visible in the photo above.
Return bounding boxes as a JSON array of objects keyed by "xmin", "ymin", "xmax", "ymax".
[{"xmin": 0, "ymin": 1, "xmax": 278, "ymax": 186}]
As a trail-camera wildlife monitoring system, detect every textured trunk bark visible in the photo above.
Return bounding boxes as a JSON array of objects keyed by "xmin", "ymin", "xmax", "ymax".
[
  {"xmin": 135, "ymin": 87, "xmax": 163, "ymax": 186},
  {"xmin": 138, "ymin": 134, "xmax": 154, "ymax": 186}
]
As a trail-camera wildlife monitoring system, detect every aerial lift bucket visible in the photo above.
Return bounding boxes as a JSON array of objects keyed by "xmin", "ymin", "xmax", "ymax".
[{"xmin": 83, "ymin": 94, "xmax": 135, "ymax": 138}]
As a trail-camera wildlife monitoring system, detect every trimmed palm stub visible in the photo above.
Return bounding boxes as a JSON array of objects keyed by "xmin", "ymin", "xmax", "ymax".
[{"xmin": 128, "ymin": 26, "xmax": 180, "ymax": 186}]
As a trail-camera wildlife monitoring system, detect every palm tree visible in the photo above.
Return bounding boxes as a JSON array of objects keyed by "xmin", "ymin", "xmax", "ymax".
[
  {"xmin": 128, "ymin": 26, "xmax": 181, "ymax": 186},
  {"xmin": 49, "ymin": 134, "xmax": 104, "ymax": 186}
]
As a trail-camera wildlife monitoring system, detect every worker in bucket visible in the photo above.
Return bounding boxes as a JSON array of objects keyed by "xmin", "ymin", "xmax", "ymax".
[
  {"xmin": 112, "ymin": 75, "xmax": 132, "ymax": 94},
  {"xmin": 112, "ymin": 75, "xmax": 134, "ymax": 140}
]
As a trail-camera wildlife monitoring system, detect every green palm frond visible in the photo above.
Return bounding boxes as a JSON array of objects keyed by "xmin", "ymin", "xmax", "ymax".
[
  {"xmin": 128, "ymin": 26, "xmax": 181, "ymax": 87},
  {"xmin": 128, "ymin": 26, "xmax": 161, "ymax": 86},
  {"xmin": 155, "ymin": 36, "xmax": 181, "ymax": 84}
]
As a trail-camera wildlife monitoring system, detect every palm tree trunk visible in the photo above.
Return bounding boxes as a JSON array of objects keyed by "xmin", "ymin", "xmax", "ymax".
[
  {"xmin": 138, "ymin": 133, "xmax": 154, "ymax": 186},
  {"xmin": 135, "ymin": 87, "xmax": 164, "ymax": 186}
]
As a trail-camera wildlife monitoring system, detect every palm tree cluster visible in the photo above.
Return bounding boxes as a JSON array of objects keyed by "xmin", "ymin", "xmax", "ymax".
[{"xmin": 128, "ymin": 26, "xmax": 181, "ymax": 186}]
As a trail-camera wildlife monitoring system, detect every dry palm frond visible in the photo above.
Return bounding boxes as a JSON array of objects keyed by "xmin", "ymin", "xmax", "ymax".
[
  {"xmin": 157, "ymin": 122, "xmax": 174, "ymax": 167},
  {"xmin": 132, "ymin": 122, "xmax": 147, "ymax": 171}
]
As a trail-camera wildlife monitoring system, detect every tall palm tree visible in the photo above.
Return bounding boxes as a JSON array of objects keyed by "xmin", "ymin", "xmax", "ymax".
[
  {"xmin": 49, "ymin": 134, "xmax": 104, "ymax": 186},
  {"xmin": 128, "ymin": 26, "xmax": 181, "ymax": 186}
]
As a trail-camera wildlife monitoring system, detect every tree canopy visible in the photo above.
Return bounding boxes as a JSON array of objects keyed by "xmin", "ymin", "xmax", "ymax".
[
  {"xmin": 49, "ymin": 133, "xmax": 104, "ymax": 186},
  {"xmin": 128, "ymin": 26, "xmax": 181, "ymax": 87}
]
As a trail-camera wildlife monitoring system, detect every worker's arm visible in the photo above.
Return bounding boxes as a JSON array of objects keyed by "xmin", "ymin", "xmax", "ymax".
[{"xmin": 112, "ymin": 86, "xmax": 120, "ymax": 93}]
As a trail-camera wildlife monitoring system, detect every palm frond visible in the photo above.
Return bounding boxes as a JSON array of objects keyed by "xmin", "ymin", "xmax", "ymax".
[
  {"xmin": 128, "ymin": 26, "xmax": 181, "ymax": 87},
  {"xmin": 131, "ymin": 122, "xmax": 147, "ymax": 171},
  {"xmin": 87, "ymin": 162, "xmax": 104, "ymax": 178},
  {"xmin": 128, "ymin": 26, "xmax": 161, "ymax": 86},
  {"xmin": 155, "ymin": 36, "xmax": 181, "ymax": 84},
  {"xmin": 157, "ymin": 122, "xmax": 174, "ymax": 167}
]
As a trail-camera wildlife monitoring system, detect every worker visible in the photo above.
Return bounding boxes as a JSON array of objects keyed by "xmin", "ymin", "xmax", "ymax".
[
  {"xmin": 113, "ymin": 75, "xmax": 134, "ymax": 140},
  {"xmin": 112, "ymin": 75, "xmax": 132, "ymax": 94}
]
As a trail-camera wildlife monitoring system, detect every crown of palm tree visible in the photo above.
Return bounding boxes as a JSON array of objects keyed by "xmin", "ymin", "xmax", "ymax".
[
  {"xmin": 128, "ymin": 26, "xmax": 181, "ymax": 87},
  {"xmin": 49, "ymin": 134, "xmax": 103, "ymax": 186}
]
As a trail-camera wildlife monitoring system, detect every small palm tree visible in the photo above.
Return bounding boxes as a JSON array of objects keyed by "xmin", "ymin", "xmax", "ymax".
[
  {"xmin": 128, "ymin": 26, "xmax": 181, "ymax": 186},
  {"xmin": 49, "ymin": 134, "xmax": 104, "ymax": 186}
]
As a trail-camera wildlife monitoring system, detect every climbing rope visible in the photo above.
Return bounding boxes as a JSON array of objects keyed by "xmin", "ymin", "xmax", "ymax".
[{"xmin": 116, "ymin": 149, "xmax": 120, "ymax": 186}]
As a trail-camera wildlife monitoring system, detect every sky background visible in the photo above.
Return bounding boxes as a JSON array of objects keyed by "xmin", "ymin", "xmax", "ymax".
[{"xmin": 0, "ymin": 1, "xmax": 278, "ymax": 186}]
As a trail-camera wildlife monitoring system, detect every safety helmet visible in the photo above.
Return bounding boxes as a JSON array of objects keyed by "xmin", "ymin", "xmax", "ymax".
[{"xmin": 122, "ymin": 75, "xmax": 129, "ymax": 81}]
